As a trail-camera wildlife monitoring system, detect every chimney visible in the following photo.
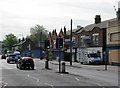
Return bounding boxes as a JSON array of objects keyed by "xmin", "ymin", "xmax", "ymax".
[
  {"xmin": 22, "ymin": 37, "xmax": 24, "ymax": 41},
  {"xmin": 117, "ymin": 1, "xmax": 120, "ymax": 20},
  {"xmin": 64, "ymin": 26, "xmax": 66, "ymax": 35},
  {"xmin": 19, "ymin": 39, "xmax": 21, "ymax": 43},
  {"xmin": 95, "ymin": 15, "xmax": 101, "ymax": 24}
]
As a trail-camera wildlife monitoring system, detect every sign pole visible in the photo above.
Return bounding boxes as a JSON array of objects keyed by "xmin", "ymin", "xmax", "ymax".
[{"xmin": 70, "ymin": 19, "xmax": 72, "ymax": 65}]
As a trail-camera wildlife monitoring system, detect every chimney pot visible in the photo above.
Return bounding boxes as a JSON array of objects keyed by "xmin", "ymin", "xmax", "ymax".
[
  {"xmin": 64, "ymin": 26, "xmax": 66, "ymax": 35},
  {"xmin": 95, "ymin": 15, "xmax": 101, "ymax": 24}
]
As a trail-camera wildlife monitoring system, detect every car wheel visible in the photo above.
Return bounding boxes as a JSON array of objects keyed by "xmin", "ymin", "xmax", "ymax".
[
  {"xmin": 81, "ymin": 62, "xmax": 83, "ymax": 64},
  {"xmin": 7, "ymin": 60, "xmax": 10, "ymax": 63},
  {"xmin": 32, "ymin": 67, "xmax": 34, "ymax": 70},
  {"xmin": 28, "ymin": 67, "xmax": 30, "ymax": 70},
  {"xmin": 16, "ymin": 64, "xmax": 19, "ymax": 68},
  {"xmin": 20, "ymin": 66, "xmax": 22, "ymax": 70}
]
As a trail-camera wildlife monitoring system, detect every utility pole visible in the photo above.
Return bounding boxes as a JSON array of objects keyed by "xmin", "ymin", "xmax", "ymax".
[
  {"xmin": 40, "ymin": 32, "xmax": 42, "ymax": 59},
  {"xmin": 104, "ymin": 51, "xmax": 107, "ymax": 70},
  {"xmin": 45, "ymin": 39, "xmax": 50, "ymax": 69},
  {"xmin": 70, "ymin": 19, "xmax": 72, "ymax": 65},
  {"xmin": 58, "ymin": 38, "xmax": 61, "ymax": 72}
]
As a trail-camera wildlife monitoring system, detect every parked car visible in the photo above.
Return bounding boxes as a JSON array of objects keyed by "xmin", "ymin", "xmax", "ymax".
[
  {"xmin": 16, "ymin": 57, "xmax": 35, "ymax": 70},
  {"xmin": 1, "ymin": 54, "xmax": 6, "ymax": 59},
  {"xmin": 7, "ymin": 54, "xmax": 18, "ymax": 63}
]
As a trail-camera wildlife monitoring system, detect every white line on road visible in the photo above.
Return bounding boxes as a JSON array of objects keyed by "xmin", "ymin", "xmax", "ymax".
[
  {"xmin": 0, "ymin": 81, "xmax": 8, "ymax": 88},
  {"xmin": 60, "ymin": 74, "xmax": 63, "ymax": 76},
  {"xmin": 44, "ymin": 83, "xmax": 54, "ymax": 88},
  {"xmin": 75, "ymin": 77, "xmax": 80, "ymax": 81},
  {"xmin": 96, "ymin": 83, "xmax": 105, "ymax": 88},
  {"xmin": 89, "ymin": 81, "xmax": 105, "ymax": 88},
  {"xmin": 27, "ymin": 74, "xmax": 39, "ymax": 83},
  {"xmin": 27, "ymin": 74, "xmax": 54, "ymax": 87},
  {"xmin": 27, "ymin": 74, "xmax": 30, "ymax": 77}
]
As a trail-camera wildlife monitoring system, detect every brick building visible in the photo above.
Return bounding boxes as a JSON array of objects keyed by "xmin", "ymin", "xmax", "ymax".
[{"xmin": 76, "ymin": 15, "xmax": 116, "ymax": 63}]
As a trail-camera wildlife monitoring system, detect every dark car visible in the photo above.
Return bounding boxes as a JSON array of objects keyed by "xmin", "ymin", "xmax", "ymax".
[
  {"xmin": 16, "ymin": 57, "xmax": 35, "ymax": 70},
  {"xmin": 1, "ymin": 54, "xmax": 6, "ymax": 59},
  {"xmin": 7, "ymin": 54, "xmax": 18, "ymax": 63}
]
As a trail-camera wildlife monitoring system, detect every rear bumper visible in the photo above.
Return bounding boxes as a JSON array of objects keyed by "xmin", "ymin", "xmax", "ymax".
[
  {"xmin": 20, "ymin": 64, "xmax": 34, "ymax": 67},
  {"xmin": 8, "ymin": 59, "xmax": 18, "ymax": 62},
  {"xmin": 89, "ymin": 60, "xmax": 102, "ymax": 64}
]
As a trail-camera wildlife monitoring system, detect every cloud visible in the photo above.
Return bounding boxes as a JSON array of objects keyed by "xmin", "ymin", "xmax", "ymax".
[{"xmin": 0, "ymin": 0, "xmax": 119, "ymax": 41}]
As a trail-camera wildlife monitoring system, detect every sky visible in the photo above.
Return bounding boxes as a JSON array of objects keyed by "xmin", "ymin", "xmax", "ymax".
[{"xmin": 0, "ymin": 0, "xmax": 119, "ymax": 41}]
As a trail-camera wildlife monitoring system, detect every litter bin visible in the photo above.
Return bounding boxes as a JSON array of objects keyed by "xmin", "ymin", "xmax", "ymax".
[{"xmin": 62, "ymin": 62, "xmax": 65, "ymax": 73}]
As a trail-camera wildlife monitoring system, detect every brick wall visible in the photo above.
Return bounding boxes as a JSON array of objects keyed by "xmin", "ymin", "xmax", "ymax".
[{"xmin": 77, "ymin": 27, "xmax": 106, "ymax": 48}]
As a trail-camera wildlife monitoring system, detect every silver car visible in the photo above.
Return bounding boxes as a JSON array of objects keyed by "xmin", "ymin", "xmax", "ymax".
[{"xmin": 7, "ymin": 54, "xmax": 18, "ymax": 63}]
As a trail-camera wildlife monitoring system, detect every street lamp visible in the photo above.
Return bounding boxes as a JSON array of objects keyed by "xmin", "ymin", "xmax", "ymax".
[{"xmin": 70, "ymin": 19, "xmax": 72, "ymax": 65}]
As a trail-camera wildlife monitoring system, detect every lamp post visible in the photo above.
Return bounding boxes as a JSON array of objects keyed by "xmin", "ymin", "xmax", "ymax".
[
  {"xmin": 104, "ymin": 51, "xmax": 107, "ymax": 70},
  {"xmin": 70, "ymin": 19, "xmax": 72, "ymax": 65}
]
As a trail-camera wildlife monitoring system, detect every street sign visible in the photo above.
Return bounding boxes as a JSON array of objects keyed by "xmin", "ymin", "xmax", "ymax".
[{"xmin": 48, "ymin": 51, "xmax": 52, "ymax": 60}]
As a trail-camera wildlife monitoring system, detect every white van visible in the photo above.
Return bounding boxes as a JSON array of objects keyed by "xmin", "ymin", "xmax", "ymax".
[{"xmin": 80, "ymin": 51, "xmax": 102, "ymax": 64}]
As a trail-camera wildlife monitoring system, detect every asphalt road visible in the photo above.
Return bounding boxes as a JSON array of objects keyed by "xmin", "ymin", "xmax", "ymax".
[
  {"xmin": 0, "ymin": 57, "xmax": 119, "ymax": 88},
  {"xmin": 49, "ymin": 60, "xmax": 118, "ymax": 86},
  {"xmin": 0, "ymin": 58, "xmax": 100, "ymax": 88}
]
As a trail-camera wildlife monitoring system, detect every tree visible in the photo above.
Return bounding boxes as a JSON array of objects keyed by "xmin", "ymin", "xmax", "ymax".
[
  {"xmin": 28, "ymin": 25, "xmax": 48, "ymax": 42},
  {"xmin": 3, "ymin": 33, "xmax": 18, "ymax": 50}
]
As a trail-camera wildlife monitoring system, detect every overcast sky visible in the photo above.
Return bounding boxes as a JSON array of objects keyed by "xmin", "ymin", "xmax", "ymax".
[{"xmin": 0, "ymin": 0, "xmax": 119, "ymax": 41}]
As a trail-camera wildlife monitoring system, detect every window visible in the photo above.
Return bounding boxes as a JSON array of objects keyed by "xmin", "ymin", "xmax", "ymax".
[
  {"xmin": 72, "ymin": 37, "xmax": 75, "ymax": 47},
  {"xmin": 81, "ymin": 38, "xmax": 85, "ymax": 46},
  {"xmin": 93, "ymin": 33, "xmax": 99, "ymax": 45},
  {"xmin": 110, "ymin": 32, "xmax": 120, "ymax": 41}
]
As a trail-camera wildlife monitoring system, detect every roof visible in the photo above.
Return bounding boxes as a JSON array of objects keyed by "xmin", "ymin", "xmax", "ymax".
[
  {"xmin": 17, "ymin": 40, "xmax": 26, "ymax": 46},
  {"xmin": 66, "ymin": 30, "xmax": 70, "ymax": 35},
  {"xmin": 66, "ymin": 27, "xmax": 83, "ymax": 35},
  {"xmin": 77, "ymin": 18, "xmax": 117, "ymax": 34}
]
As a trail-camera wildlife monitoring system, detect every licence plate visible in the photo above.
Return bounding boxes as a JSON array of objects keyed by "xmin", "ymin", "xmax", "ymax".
[{"xmin": 26, "ymin": 63, "xmax": 30, "ymax": 64}]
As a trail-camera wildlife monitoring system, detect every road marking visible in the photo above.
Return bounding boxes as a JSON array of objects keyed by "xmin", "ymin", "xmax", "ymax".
[
  {"xmin": 27, "ymin": 74, "xmax": 39, "ymax": 83},
  {"xmin": 0, "ymin": 81, "xmax": 8, "ymax": 88},
  {"xmin": 61, "ymin": 74, "xmax": 63, "ymax": 76},
  {"xmin": 37, "ymin": 79, "xmax": 39, "ymax": 82},
  {"xmin": 27, "ymin": 74, "xmax": 30, "ymax": 77},
  {"xmin": 75, "ymin": 77, "xmax": 79, "ymax": 81},
  {"xmin": 44, "ymin": 83, "xmax": 54, "ymax": 88},
  {"xmin": 96, "ymin": 83, "xmax": 104, "ymax": 88},
  {"xmin": 27, "ymin": 74, "xmax": 54, "ymax": 87},
  {"xmin": 89, "ymin": 81, "xmax": 104, "ymax": 88}
]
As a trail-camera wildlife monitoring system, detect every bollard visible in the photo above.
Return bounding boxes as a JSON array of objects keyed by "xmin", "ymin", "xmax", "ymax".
[
  {"xmin": 62, "ymin": 62, "xmax": 65, "ymax": 73},
  {"xmin": 45, "ymin": 60, "xmax": 49, "ymax": 69}
]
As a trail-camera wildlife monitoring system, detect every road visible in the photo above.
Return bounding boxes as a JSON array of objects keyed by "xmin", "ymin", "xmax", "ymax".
[
  {"xmin": 0, "ymin": 57, "xmax": 119, "ymax": 88},
  {"xmin": 50, "ymin": 60, "xmax": 118, "ymax": 86}
]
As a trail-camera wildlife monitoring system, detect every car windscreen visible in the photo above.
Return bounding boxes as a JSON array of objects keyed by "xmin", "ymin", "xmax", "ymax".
[
  {"xmin": 89, "ymin": 54, "xmax": 99, "ymax": 58},
  {"xmin": 22, "ymin": 59, "xmax": 33, "ymax": 62},
  {"xmin": 9, "ymin": 55, "xmax": 17, "ymax": 57}
]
